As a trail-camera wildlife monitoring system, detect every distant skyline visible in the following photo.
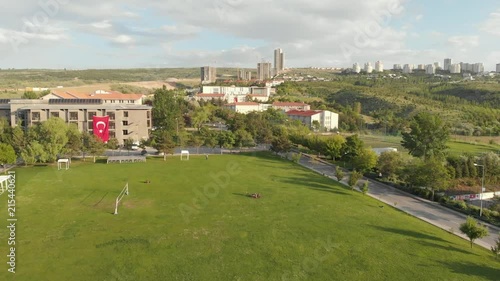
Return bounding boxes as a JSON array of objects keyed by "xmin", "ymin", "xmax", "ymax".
[{"xmin": 2, "ymin": 0, "xmax": 500, "ymax": 70}]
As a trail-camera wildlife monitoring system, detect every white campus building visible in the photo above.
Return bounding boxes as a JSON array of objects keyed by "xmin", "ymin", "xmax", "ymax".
[
  {"xmin": 375, "ymin": 61, "xmax": 384, "ymax": 72},
  {"xmin": 444, "ymin": 58, "xmax": 452, "ymax": 71},
  {"xmin": 425, "ymin": 64, "xmax": 436, "ymax": 75},
  {"xmin": 286, "ymin": 110, "xmax": 339, "ymax": 131},
  {"xmin": 195, "ymin": 86, "xmax": 271, "ymax": 102},
  {"xmin": 403, "ymin": 64, "xmax": 413, "ymax": 74},
  {"xmin": 450, "ymin": 64, "xmax": 461, "ymax": 74},
  {"xmin": 353, "ymin": 63, "xmax": 361, "ymax": 73},
  {"xmin": 364, "ymin": 62, "xmax": 373, "ymax": 73}
]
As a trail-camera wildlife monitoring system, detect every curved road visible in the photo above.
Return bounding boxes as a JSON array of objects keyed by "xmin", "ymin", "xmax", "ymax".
[{"xmin": 294, "ymin": 153, "xmax": 499, "ymax": 250}]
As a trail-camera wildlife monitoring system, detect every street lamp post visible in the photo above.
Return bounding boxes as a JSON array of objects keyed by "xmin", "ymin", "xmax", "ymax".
[{"xmin": 474, "ymin": 163, "xmax": 485, "ymax": 217}]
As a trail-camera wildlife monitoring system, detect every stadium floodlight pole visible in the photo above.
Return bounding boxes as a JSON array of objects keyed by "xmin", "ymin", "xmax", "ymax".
[{"xmin": 473, "ymin": 163, "xmax": 485, "ymax": 217}]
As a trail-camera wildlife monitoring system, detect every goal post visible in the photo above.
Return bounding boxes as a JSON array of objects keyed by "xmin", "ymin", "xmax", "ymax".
[{"xmin": 114, "ymin": 183, "xmax": 129, "ymax": 215}]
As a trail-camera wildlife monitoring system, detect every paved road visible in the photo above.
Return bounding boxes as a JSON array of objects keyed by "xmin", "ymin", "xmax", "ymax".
[{"xmin": 293, "ymin": 153, "xmax": 500, "ymax": 250}]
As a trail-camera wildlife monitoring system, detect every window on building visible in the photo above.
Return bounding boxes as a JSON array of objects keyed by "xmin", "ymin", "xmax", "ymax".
[
  {"xmin": 109, "ymin": 121, "xmax": 115, "ymax": 130},
  {"xmin": 69, "ymin": 112, "xmax": 78, "ymax": 121},
  {"xmin": 88, "ymin": 112, "xmax": 96, "ymax": 120},
  {"xmin": 51, "ymin": 112, "xmax": 59, "ymax": 118},
  {"xmin": 108, "ymin": 112, "xmax": 115, "ymax": 120},
  {"xmin": 147, "ymin": 111, "xmax": 151, "ymax": 119},
  {"xmin": 31, "ymin": 112, "xmax": 40, "ymax": 121},
  {"xmin": 123, "ymin": 130, "xmax": 128, "ymax": 136},
  {"xmin": 147, "ymin": 120, "xmax": 151, "ymax": 127},
  {"xmin": 123, "ymin": 111, "xmax": 128, "ymax": 118},
  {"xmin": 109, "ymin": 131, "xmax": 116, "ymax": 138},
  {"xmin": 88, "ymin": 122, "xmax": 93, "ymax": 130},
  {"xmin": 122, "ymin": 120, "xmax": 128, "ymax": 126}
]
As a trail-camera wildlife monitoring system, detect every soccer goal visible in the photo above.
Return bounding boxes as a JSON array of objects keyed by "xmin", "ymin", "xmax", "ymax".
[
  {"xmin": 113, "ymin": 183, "xmax": 129, "ymax": 215},
  {"xmin": 180, "ymin": 150, "xmax": 189, "ymax": 160}
]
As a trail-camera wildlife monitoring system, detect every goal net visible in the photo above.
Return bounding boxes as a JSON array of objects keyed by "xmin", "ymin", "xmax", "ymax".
[{"xmin": 113, "ymin": 183, "xmax": 129, "ymax": 215}]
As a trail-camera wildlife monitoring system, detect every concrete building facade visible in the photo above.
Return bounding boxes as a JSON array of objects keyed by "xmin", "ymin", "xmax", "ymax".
[
  {"xmin": 286, "ymin": 110, "xmax": 339, "ymax": 131},
  {"xmin": 257, "ymin": 62, "xmax": 272, "ymax": 81},
  {"xmin": 201, "ymin": 66, "xmax": 217, "ymax": 84},
  {"xmin": 274, "ymin": 48, "xmax": 284, "ymax": 74},
  {"xmin": 1, "ymin": 99, "xmax": 152, "ymax": 145},
  {"xmin": 444, "ymin": 58, "xmax": 452, "ymax": 71}
]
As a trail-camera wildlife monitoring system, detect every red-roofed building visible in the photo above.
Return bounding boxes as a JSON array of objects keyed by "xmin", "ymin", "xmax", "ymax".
[
  {"xmin": 286, "ymin": 110, "xmax": 339, "ymax": 131},
  {"xmin": 272, "ymin": 102, "xmax": 310, "ymax": 112}
]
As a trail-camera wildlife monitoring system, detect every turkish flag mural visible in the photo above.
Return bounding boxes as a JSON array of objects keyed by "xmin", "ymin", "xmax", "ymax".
[{"xmin": 93, "ymin": 116, "xmax": 110, "ymax": 142}]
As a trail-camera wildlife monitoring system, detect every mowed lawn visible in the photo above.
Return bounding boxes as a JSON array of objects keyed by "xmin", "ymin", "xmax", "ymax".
[{"xmin": 0, "ymin": 153, "xmax": 499, "ymax": 281}]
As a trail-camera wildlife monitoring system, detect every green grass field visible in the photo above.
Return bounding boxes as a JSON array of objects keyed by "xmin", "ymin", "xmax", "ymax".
[
  {"xmin": 357, "ymin": 134, "xmax": 500, "ymax": 156},
  {"xmin": 0, "ymin": 153, "xmax": 499, "ymax": 280}
]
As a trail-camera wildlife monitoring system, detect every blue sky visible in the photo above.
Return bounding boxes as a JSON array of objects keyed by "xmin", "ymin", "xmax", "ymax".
[{"xmin": 1, "ymin": 0, "xmax": 500, "ymax": 70}]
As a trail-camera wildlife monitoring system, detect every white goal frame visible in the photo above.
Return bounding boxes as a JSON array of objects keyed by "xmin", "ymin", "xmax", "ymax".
[
  {"xmin": 114, "ymin": 183, "xmax": 129, "ymax": 215},
  {"xmin": 180, "ymin": 150, "xmax": 189, "ymax": 161},
  {"xmin": 57, "ymin": 159, "xmax": 69, "ymax": 170}
]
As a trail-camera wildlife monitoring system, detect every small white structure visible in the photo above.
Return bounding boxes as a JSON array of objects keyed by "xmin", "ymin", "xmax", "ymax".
[
  {"xmin": 0, "ymin": 175, "xmax": 10, "ymax": 195},
  {"xmin": 180, "ymin": 150, "xmax": 190, "ymax": 160},
  {"xmin": 57, "ymin": 159, "xmax": 70, "ymax": 170},
  {"xmin": 372, "ymin": 147, "xmax": 398, "ymax": 156},
  {"xmin": 114, "ymin": 183, "xmax": 129, "ymax": 215}
]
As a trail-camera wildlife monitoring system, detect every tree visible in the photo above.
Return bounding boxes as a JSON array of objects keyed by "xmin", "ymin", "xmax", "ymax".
[
  {"xmin": 351, "ymin": 148, "xmax": 378, "ymax": 173},
  {"xmin": 152, "ymin": 89, "xmax": 183, "ymax": 133},
  {"xmin": 335, "ymin": 166, "xmax": 345, "ymax": 182},
  {"xmin": 64, "ymin": 124, "xmax": 82, "ymax": 160},
  {"xmin": 341, "ymin": 134, "xmax": 364, "ymax": 161},
  {"xmin": 459, "ymin": 216, "xmax": 489, "ymax": 248},
  {"xmin": 22, "ymin": 91, "xmax": 38, "ymax": 99},
  {"xmin": 10, "ymin": 126, "xmax": 26, "ymax": 155},
  {"xmin": 85, "ymin": 134, "xmax": 106, "ymax": 162},
  {"xmin": 191, "ymin": 106, "xmax": 211, "ymax": 131},
  {"xmin": 37, "ymin": 117, "xmax": 69, "ymax": 162},
  {"xmin": 0, "ymin": 143, "xmax": 16, "ymax": 165},
  {"xmin": 20, "ymin": 141, "xmax": 47, "ymax": 165},
  {"xmin": 217, "ymin": 131, "xmax": 235, "ymax": 150},
  {"xmin": 234, "ymin": 129, "xmax": 255, "ymax": 148},
  {"xmin": 377, "ymin": 151, "xmax": 405, "ymax": 181},
  {"xmin": 270, "ymin": 133, "xmax": 292, "ymax": 154},
  {"xmin": 348, "ymin": 170, "xmax": 363, "ymax": 190},
  {"xmin": 324, "ymin": 135, "xmax": 345, "ymax": 160},
  {"xmin": 404, "ymin": 157, "xmax": 451, "ymax": 201},
  {"xmin": 188, "ymin": 134, "xmax": 204, "ymax": 154},
  {"xmin": 106, "ymin": 138, "xmax": 119, "ymax": 150},
  {"xmin": 401, "ymin": 112, "xmax": 450, "ymax": 160},
  {"xmin": 361, "ymin": 180, "xmax": 369, "ymax": 195},
  {"xmin": 123, "ymin": 138, "xmax": 134, "ymax": 154},
  {"xmin": 153, "ymin": 131, "xmax": 176, "ymax": 161},
  {"xmin": 491, "ymin": 235, "xmax": 500, "ymax": 259},
  {"xmin": 312, "ymin": 120, "xmax": 320, "ymax": 132}
]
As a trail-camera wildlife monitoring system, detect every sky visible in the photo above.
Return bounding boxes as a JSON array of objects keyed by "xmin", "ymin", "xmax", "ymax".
[{"xmin": 1, "ymin": 0, "xmax": 500, "ymax": 70}]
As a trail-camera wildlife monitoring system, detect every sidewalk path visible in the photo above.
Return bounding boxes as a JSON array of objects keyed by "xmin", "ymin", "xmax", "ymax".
[{"xmin": 293, "ymin": 153, "xmax": 499, "ymax": 250}]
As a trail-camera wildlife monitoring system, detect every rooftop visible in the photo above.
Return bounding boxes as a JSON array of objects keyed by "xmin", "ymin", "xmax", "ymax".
[
  {"xmin": 273, "ymin": 101, "xmax": 309, "ymax": 106},
  {"xmin": 286, "ymin": 110, "xmax": 322, "ymax": 117}
]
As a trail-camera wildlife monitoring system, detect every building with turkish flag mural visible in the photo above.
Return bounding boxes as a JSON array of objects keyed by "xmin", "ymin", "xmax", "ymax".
[{"xmin": 2, "ymin": 99, "xmax": 152, "ymax": 145}]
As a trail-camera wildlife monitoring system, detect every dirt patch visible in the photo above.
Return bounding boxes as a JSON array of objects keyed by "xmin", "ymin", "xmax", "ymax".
[{"xmin": 123, "ymin": 199, "xmax": 153, "ymax": 209}]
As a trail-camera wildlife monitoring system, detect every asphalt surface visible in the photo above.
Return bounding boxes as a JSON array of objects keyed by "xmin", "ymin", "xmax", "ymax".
[{"xmin": 294, "ymin": 153, "xmax": 500, "ymax": 250}]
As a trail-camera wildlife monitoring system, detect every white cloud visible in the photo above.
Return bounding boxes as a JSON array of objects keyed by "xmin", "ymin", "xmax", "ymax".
[
  {"xmin": 91, "ymin": 20, "xmax": 112, "ymax": 29},
  {"xmin": 112, "ymin": 35, "xmax": 134, "ymax": 44},
  {"xmin": 415, "ymin": 14, "xmax": 423, "ymax": 21},
  {"xmin": 479, "ymin": 9, "xmax": 500, "ymax": 36},
  {"xmin": 447, "ymin": 35, "xmax": 479, "ymax": 49}
]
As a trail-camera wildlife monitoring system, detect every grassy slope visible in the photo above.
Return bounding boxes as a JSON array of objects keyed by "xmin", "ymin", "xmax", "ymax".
[
  {"xmin": 0, "ymin": 153, "xmax": 499, "ymax": 280},
  {"xmin": 357, "ymin": 134, "xmax": 500, "ymax": 156}
]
